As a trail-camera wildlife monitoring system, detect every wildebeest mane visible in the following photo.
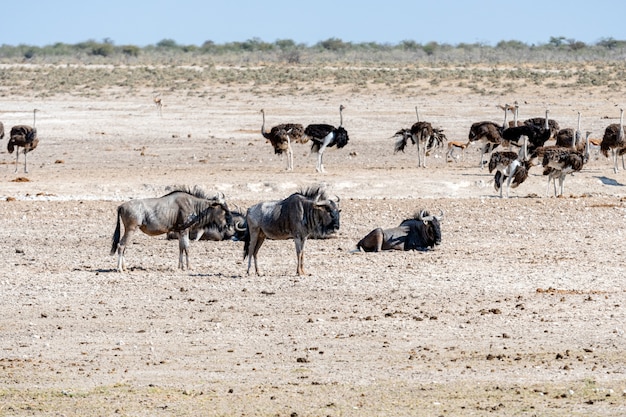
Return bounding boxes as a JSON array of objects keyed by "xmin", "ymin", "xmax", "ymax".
[
  {"xmin": 165, "ymin": 185, "xmax": 217, "ymax": 200},
  {"xmin": 296, "ymin": 185, "xmax": 328, "ymax": 202}
]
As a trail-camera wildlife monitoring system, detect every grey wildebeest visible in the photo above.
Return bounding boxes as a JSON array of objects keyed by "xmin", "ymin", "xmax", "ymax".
[
  {"xmin": 110, "ymin": 187, "xmax": 233, "ymax": 271},
  {"xmin": 356, "ymin": 210, "xmax": 443, "ymax": 252},
  {"xmin": 244, "ymin": 185, "xmax": 341, "ymax": 276}
]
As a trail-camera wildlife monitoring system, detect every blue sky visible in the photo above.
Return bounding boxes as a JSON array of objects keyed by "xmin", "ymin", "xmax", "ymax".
[{"xmin": 3, "ymin": 1, "xmax": 625, "ymax": 47}]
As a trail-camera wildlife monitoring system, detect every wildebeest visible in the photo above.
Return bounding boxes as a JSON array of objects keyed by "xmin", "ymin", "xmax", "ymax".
[
  {"xmin": 167, "ymin": 209, "xmax": 247, "ymax": 242},
  {"xmin": 244, "ymin": 185, "xmax": 341, "ymax": 276},
  {"xmin": 110, "ymin": 187, "xmax": 233, "ymax": 271},
  {"xmin": 356, "ymin": 210, "xmax": 443, "ymax": 252}
]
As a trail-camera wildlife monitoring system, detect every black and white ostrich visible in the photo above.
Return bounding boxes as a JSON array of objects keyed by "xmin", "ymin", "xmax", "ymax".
[
  {"xmin": 523, "ymin": 110, "xmax": 560, "ymax": 140},
  {"xmin": 304, "ymin": 104, "xmax": 349, "ymax": 173},
  {"xmin": 600, "ymin": 108, "xmax": 625, "ymax": 173},
  {"xmin": 468, "ymin": 104, "xmax": 509, "ymax": 169},
  {"xmin": 488, "ymin": 136, "xmax": 531, "ymax": 198},
  {"xmin": 260, "ymin": 109, "xmax": 305, "ymax": 171},
  {"xmin": 8, "ymin": 109, "xmax": 39, "ymax": 173},
  {"xmin": 393, "ymin": 107, "xmax": 446, "ymax": 167},
  {"xmin": 542, "ymin": 131, "xmax": 591, "ymax": 197},
  {"xmin": 502, "ymin": 109, "xmax": 553, "ymax": 153}
]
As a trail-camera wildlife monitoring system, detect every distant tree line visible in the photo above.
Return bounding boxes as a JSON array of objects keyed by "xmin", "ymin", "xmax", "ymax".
[{"xmin": 1, "ymin": 37, "xmax": 626, "ymax": 64}]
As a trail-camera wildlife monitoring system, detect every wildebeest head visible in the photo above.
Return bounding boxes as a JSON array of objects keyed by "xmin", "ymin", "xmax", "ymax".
[
  {"xmin": 417, "ymin": 209, "xmax": 442, "ymax": 247},
  {"xmin": 313, "ymin": 196, "xmax": 341, "ymax": 237},
  {"xmin": 402, "ymin": 209, "xmax": 443, "ymax": 250}
]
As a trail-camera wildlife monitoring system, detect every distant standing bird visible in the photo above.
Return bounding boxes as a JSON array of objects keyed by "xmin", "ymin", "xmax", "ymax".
[
  {"xmin": 304, "ymin": 104, "xmax": 350, "ymax": 173},
  {"xmin": 260, "ymin": 109, "xmax": 305, "ymax": 171},
  {"xmin": 600, "ymin": 108, "xmax": 625, "ymax": 173},
  {"xmin": 543, "ymin": 132, "xmax": 591, "ymax": 197},
  {"xmin": 8, "ymin": 109, "xmax": 39, "ymax": 173},
  {"xmin": 488, "ymin": 136, "xmax": 531, "ymax": 198}
]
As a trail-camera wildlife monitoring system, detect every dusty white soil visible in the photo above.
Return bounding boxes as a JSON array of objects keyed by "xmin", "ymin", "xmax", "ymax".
[{"xmin": 0, "ymin": 79, "xmax": 625, "ymax": 416}]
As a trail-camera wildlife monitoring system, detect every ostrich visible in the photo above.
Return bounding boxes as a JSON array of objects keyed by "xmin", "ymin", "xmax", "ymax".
[
  {"xmin": 543, "ymin": 132, "xmax": 591, "ymax": 197},
  {"xmin": 600, "ymin": 108, "xmax": 625, "ymax": 173},
  {"xmin": 394, "ymin": 107, "xmax": 446, "ymax": 166},
  {"xmin": 8, "ymin": 109, "xmax": 39, "ymax": 173},
  {"xmin": 0, "ymin": 121, "xmax": 4, "ymax": 140},
  {"xmin": 554, "ymin": 111, "xmax": 582, "ymax": 148},
  {"xmin": 260, "ymin": 109, "xmax": 305, "ymax": 171},
  {"xmin": 468, "ymin": 104, "xmax": 509, "ymax": 169},
  {"xmin": 503, "ymin": 109, "xmax": 553, "ymax": 153},
  {"xmin": 488, "ymin": 136, "xmax": 531, "ymax": 198},
  {"xmin": 304, "ymin": 104, "xmax": 349, "ymax": 173},
  {"xmin": 409, "ymin": 107, "xmax": 433, "ymax": 168},
  {"xmin": 523, "ymin": 111, "xmax": 560, "ymax": 140}
]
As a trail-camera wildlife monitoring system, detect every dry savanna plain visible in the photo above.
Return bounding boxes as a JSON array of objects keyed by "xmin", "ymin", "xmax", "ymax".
[{"xmin": 1, "ymin": 62, "xmax": 626, "ymax": 416}]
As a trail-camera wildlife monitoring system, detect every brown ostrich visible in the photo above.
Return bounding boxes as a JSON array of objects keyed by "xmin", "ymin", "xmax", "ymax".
[
  {"xmin": 600, "ymin": 108, "xmax": 625, "ymax": 173},
  {"xmin": 468, "ymin": 104, "xmax": 509, "ymax": 169},
  {"xmin": 260, "ymin": 109, "xmax": 305, "ymax": 171},
  {"xmin": 554, "ymin": 111, "xmax": 582, "ymax": 148},
  {"xmin": 8, "ymin": 109, "xmax": 39, "ymax": 173},
  {"xmin": 543, "ymin": 132, "xmax": 591, "ymax": 197}
]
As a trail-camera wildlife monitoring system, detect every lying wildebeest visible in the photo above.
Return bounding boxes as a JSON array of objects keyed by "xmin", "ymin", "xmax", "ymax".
[
  {"xmin": 111, "ymin": 187, "xmax": 233, "ymax": 271},
  {"xmin": 166, "ymin": 209, "xmax": 247, "ymax": 242},
  {"xmin": 356, "ymin": 210, "xmax": 443, "ymax": 252},
  {"xmin": 244, "ymin": 185, "xmax": 341, "ymax": 276}
]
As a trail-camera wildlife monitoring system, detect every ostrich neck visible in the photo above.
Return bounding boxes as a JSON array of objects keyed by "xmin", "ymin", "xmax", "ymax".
[
  {"xmin": 502, "ymin": 107, "xmax": 508, "ymax": 130},
  {"xmin": 619, "ymin": 109, "xmax": 624, "ymax": 140},
  {"xmin": 415, "ymin": 107, "xmax": 420, "ymax": 122},
  {"xmin": 544, "ymin": 110, "xmax": 549, "ymax": 130},
  {"xmin": 261, "ymin": 110, "xmax": 270, "ymax": 137}
]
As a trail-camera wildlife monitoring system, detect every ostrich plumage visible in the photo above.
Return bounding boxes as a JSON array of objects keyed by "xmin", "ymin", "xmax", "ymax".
[
  {"xmin": 468, "ymin": 104, "xmax": 510, "ymax": 168},
  {"xmin": 260, "ymin": 109, "xmax": 304, "ymax": 171},
  {"xmin": 600, "ymin": 108, "xmax": 625, "ymax": 173},
  {"xmin": 8, "ymin": 109, "xmax": 39, "ymax": 173},
  {"xmin": 503, "ymin": 109, "xmax": 553, "ymax": 151},
  {"xmin": 542, "ymin": 132, "xmax": 591, "ymax": 197},
  {"xmin": 304, "ymin": 104, "xmax": 349, "ymax": 173},
  {"xmin": 554, "ymin": 111, "xmax": 582, "ymax": 148},
  {"xmin": 488, "ymin": 136, "xmax": 530, "ymax": 198}
]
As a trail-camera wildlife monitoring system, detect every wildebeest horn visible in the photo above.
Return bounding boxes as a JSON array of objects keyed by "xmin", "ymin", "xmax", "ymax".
[
  {"xmin": 234, "ymin": 220, "xmax": 246, "ymax": 232},
  {"xmin": 420, "ymin": 209, "xmax": 434, "ymax": 222},
  {"xmin": 434, "ymin": 209, "xmax": 444, "ymax": 221},
  {"xmin": 214, "ymin": 192, "xmax": 225, "ymax": 204}
]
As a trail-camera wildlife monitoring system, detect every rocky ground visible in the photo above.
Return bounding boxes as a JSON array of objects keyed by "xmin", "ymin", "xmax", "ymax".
[{"xmin": 0, "ymin": 79, "xmax": 625, "ymax": 416}]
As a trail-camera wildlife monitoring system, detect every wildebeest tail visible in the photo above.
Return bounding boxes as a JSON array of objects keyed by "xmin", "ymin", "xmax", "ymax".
[
  {"xmin": 243, "ymin": 226, "xmax": 250, "ymax": 260},
  {"xmin": 110, "ymin": 206, "xmax": 122, "ymax": 255}
]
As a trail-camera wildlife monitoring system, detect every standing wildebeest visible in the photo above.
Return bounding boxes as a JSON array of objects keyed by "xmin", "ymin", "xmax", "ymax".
[
  {"xmin": 244, "ymin": 185, "xmax": 341, "ymax": 276},
  {"xmin": 356, "ymin": 210, "xmax": 443, "ymax": 252},
  {"xmin": 111, "ymin": 187, "xmax": 233, "ymax": 271}
]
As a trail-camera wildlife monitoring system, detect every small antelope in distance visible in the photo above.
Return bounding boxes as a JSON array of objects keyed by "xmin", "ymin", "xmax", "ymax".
[
  {"xmin": 153, "ymin": 94, "xmax": 163, "ymax": 117},
  {"xmin": 446, "ymin": 141, "xmax": 470, "ymax": 162}
]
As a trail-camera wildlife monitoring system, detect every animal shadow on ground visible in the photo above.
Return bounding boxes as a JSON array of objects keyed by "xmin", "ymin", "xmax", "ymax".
[{"xmin": 595, "ymin": 176, "xmax": 625, "ymax": 186}]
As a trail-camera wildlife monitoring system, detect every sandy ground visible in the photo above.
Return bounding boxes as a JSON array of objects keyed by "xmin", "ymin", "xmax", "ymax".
[{"xmin": 1, "ymin": 79, "xmax": 626, "ymax": 416}]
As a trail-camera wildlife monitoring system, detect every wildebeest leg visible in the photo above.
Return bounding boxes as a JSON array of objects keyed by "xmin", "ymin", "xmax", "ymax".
[
  {"xmin": 294, "ymin": 237, "xmax": 306, "ymax": 275},
  {"xmin": 247, "ymin": 233, "xmax": 266, "ymax": 275},
  {"xmin": 117, "ymin": 227, "xmax": 136, "ymax": 272},
  {"xmin": 178, "ymin": 231, "xmax": 190, "ymax": 270}
]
